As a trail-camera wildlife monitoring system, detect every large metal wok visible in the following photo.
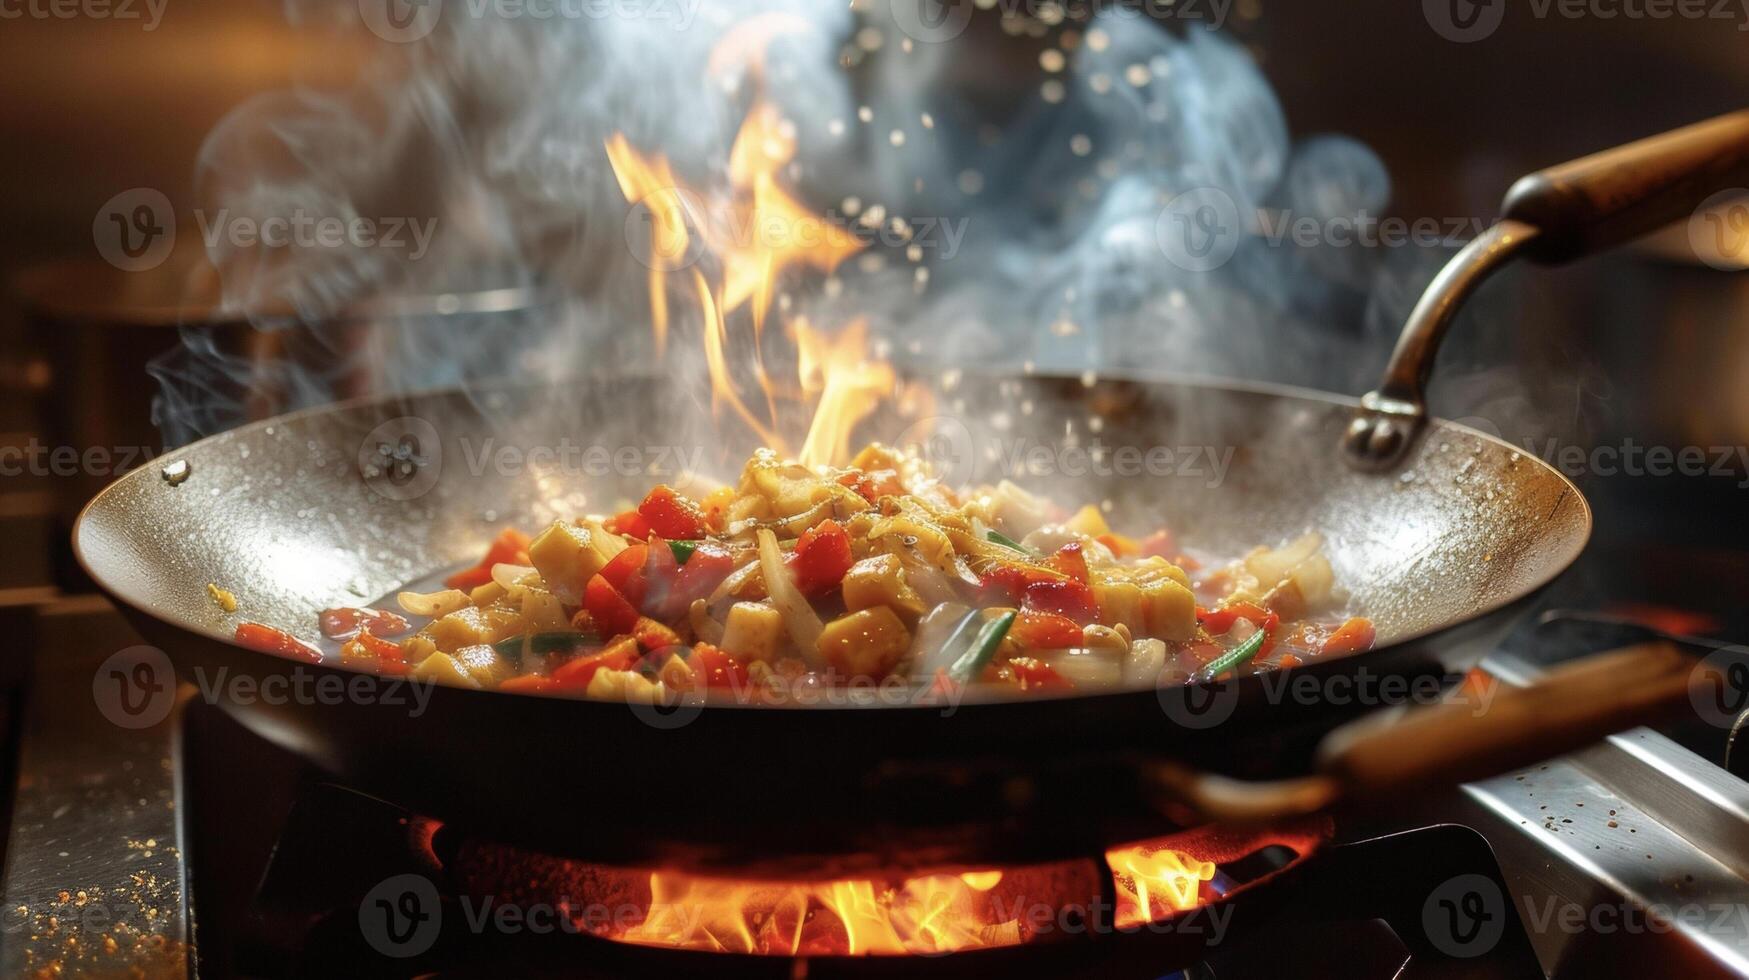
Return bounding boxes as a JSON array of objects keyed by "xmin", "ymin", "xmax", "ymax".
[{"xmin": 74, "ymin": 112, "xmax": 1749, "ymax": 864}]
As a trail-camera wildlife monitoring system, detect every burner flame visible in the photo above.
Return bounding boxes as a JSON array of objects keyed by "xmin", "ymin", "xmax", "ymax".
[
  {"xmin": 1105, "ymin": 842, "xmax": 1218, "ymax": 929},
  {"xmin": 620, "ymin": 867, "xmax": 1018, "ymax": 956}
]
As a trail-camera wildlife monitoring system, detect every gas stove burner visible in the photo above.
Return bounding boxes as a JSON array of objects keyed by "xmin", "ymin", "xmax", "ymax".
[{"xmin": 156, "ymin": 701, "xmax": 1540, "ymax": 979}]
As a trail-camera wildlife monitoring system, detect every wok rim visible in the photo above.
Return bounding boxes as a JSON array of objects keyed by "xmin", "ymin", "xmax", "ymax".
[{"xmin": 72, "ymin": 369, "xmax": 1593, "ymax": 712}]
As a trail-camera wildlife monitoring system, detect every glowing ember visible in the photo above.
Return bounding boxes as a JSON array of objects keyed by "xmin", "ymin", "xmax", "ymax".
[{"xmin": 1105, "ymin": 842, "xmax": 1218, "ymax": 929}]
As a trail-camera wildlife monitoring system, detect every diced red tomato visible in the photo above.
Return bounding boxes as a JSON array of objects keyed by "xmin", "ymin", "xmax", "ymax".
[
  {"xmin": 835, "ymin": 469, "xmax": 903, "ymax": 504},
  {"xmin": 443, "ymin": 527, "xmax": 532, "ymax": 591},
  {"xmin": 638, "ymin": 486, "xmax": 708, "ymax": 540},
  {"xmin": 319, "ymin": 606, "xmax": 411, "ymax": 640},
  {"xmin": 1137, "ymin": 530, "xmax": 1175, "ymax": 558},
  {"xmin": 980, "ymin": 562, "xmax": 1069, "ymax": 604},
  {"xmin": 689, "ymin": 643, "xmax": 748, "ymax": 688},
  {"xmin": 499, "ymin": 674, "xmax": 555, "ymax": 694},
  {"xmin": 1321, "ymin": 617, "xmax": 1376, "ymax": 656},
  {"xmin": 636, "ymin": 537, "xmax": 683, "ymax": 617},
  {"xmin": 1044, "ymin": 542, "xmax": 1090, "ymax": 583},
  {"xmin": 603, "ymin": 508, "xmax": 652, "ymax": 539},
  {"xmin": 234, "ymin": 623, "xmax": 323, "ymax": 663},
  {"xmin": 600, "ymin": 544, "xmax": 649, "ymax": 608},
  {"xmin": 351, "ymin": 630, "xmax": 406, "ymax": 663},
  {"xmin": 1022, "ymin": 578, "xmax": 1099, "ymax": 625},
  {"xmin": 1006, "ymin": 656, "xmax": 1073, "ymax": 691},
  {"xmin": 1198, "ymin": 601, "xmax": 1279, "ymax": 636},
  {"xmin": 549, "ymin": 642, "xmax": 639, "ymax": 689},
  {"xmin": 584, "ymin": 575, "xmax": 641, "ymax": 638},
  {"xmin": 1199, "ymin": 601, "xmax": 1281, "ymax": 657},
  {"xmin": 659, "ymin": 542, "xmax": 735, "ymax": 619},
  {"xmin": 1010, "ymin": 610, "xmax": 1084, "ymax": 649},
  {"xmin": 787, "ymin": 520, "xmax": 853, "ymax": 597}
]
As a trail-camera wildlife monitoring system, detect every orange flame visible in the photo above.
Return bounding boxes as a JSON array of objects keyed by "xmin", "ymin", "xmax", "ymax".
[
  {"xmin": 605, "ymin": 25, "xmax": 877, "ymax": 466},
  {"xmin": 1105, "ymin": 842, "xmax": 1218, "ymax": 929},
  {"xmin": 620, "ymin": 867, "xmax": 1016, "ymax": 956}
]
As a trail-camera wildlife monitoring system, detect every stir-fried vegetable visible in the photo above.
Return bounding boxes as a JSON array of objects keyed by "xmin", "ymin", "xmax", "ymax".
[{"xmin": 256, "ymin": 442, "xmax": 1377, "ymax": 698}]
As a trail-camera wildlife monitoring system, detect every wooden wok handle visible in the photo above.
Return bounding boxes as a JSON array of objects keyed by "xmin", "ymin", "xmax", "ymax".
[
  {"xmin": 1505, "ymin": 110, "xmax": 1749, "ymax": 265},
  {"xmin": 1345, "ymin": 110, "xmax": 1749, "ymax": 470},
  {"xmin": 1145, "ymin": 642, "xmax": 1697, "ymax": 824}
]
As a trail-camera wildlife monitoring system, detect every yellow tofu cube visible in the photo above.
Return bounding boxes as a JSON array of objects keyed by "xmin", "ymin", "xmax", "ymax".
[
  {"xmin": 840, "ymin": 554, "xmax": 926, "ymax": 623},
  {"xmin": 451, "ymin": 643, "xmax": 515, "ymax": 688},
  {"xmin": 1094, "ymin": 580, "xmax": 1143, "ymax": 628},
  {"xmin": 527, "ymin": 521, "xmax": 614, "ymax": 603},
  {"xmin": 410, "ymin": 652, "xmax": 482, "ymax": 689},
  {"xmin": 817, "ymin": 606, "xmax": 911, "ymax": 680},
  {"xmin": 425, "ymin": 606, "xmax": 516, "ymax": 652},
  {"xmin": 1139, "ymin": 578, "xmax": 1197, "ymax": 641},
  {"xmin": 721, "ymin": 602, "xmax": 784, "ymax": 663}
]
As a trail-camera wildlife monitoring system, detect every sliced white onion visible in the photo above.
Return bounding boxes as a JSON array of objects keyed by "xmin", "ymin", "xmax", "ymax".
[
  {"xmin": 1123, "ymin": 638, "xmax": 1168, "ymax": 688},
  {"xmin": 490, "ymin": 562, "xmax": 538, "ymax": 591},
  {"xmin": 1039, "ymin": 648, "xmax": 1123, "ymax": 689},
  {"xmin": 397, "ymin": 588, "xmax": 470, "ymax": 619},
  {"xmin": 689, "ymin": 598, "xmax": 725, "ymax": 645},
  {"xmin": 758, "ymin": 528, "xmax": 822, "ymax": 660}
]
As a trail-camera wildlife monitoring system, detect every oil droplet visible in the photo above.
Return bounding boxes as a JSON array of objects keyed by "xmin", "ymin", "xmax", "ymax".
[{"xmin": 161, "ymin": 460, "xmax": 191, "ymax": 486}]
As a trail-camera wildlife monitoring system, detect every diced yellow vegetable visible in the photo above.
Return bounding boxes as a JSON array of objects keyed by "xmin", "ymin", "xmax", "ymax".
[
  {"xmin": 402, "ymin": 634, "xmax": 437, "ymax": 663},
  {"xmin": 840, "ymin": 554, "xmax": 926, "ymax": 623},
  {"xmin": 1131, "ymin": 556, "xmax": 1191, "ymax": 588},
  {"xmin": 721, "ymin": 602, "xmax": 784, "ymax": 663},
  {"xmin": 469, "ymin": 581, "xmax": 507, "ymax": 606},
  {"xmin": 1064, "ymin": 504, "xmax": 1110, "ymax": 538},
  {"xmin": 1138, "ymin": 577, "xmax": 1197, "ymax": 641},
  {"xmin": 425, "ymin": 606, "xmax": 518, "ymax": 653},
  {"xmin": 451, "ymin": 644, "xmax": 515, "ymax": 687},
  {"xmin": 816, "ymin": 606, "xmax": 911, "ymax": 679},
  {"xmin": 527, "ymin": 521, "xmax": 615, "ymax": 603},
  {"xmin": 410, "ymin": 652, "xmax": 481, "ymax": 689},
  {"xmin": 1094, "ymin": 580, "xmax": 1143, "ymax": 628},
  {"xmin": 658, "ymin": 652, "xmax": 696, "ymax": 691},
  {"xmin": 519, "ymin": 589, "xmax": 570, "ymax": 633}
]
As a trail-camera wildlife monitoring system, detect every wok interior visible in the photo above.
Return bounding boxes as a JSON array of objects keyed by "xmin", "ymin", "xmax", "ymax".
[{"xmin": 76, "ymin": 372, "xmax": 1589, "ymax": 667}]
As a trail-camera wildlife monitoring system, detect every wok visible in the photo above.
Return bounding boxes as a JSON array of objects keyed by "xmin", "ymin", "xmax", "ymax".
[{"xmin": 75, "ymin": 112, "xmax": 1749, "ymax": 864}]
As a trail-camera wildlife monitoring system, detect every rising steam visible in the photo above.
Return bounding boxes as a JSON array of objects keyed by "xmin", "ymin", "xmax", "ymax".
[{"xmin": 150, "ymin": 1, "xmax": 1451, "ymax": 450}]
